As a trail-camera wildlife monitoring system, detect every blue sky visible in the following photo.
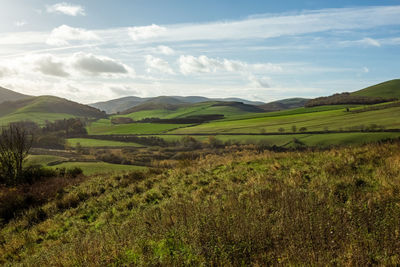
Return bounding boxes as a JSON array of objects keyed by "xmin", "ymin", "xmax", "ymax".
[{"xmin": 0, "ymin": 1, "xmax": 399, "ymax": 103}]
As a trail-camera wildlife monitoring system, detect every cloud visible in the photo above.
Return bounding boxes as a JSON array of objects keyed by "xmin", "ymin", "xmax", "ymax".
[
  {"xmin": 46, "ymin": 2, "xmax": 85, "ymax": 16},
  {"xmin": 46, "ymin": 25, "xmax": 100, "ymax": 46},
  {"xmin": 248, "ymin": 75, "xmax": 270, "ymax": 88},
  {"xmin": 145, "ymin": 55, "xmax": 174, "ymax": 74},
  {"xmin": 129, "ymin": 24, "xmax": 167, "ymax": 41},
  {"xmin": 123, "ymin": 6, "xmax": 400, "ymax": 44},
  {"xmin": 178, "ymin": 55, "xmax": 282, "ymax": 75},
  {"xmin": 178, "ymin": 55, "xmax": 222, "ymax": 75},
  {"xmin": 156, "ymin": 45, "xmax": 175, "ymax": 55},
  {"xmin": 341, "ymin": 37, "xmax": 381, "ymax": 47},
  {"xmin": 72, "ymin": 52, "xmax": 131, "ymax": 75},
  {"xmin": 363, "ymin": 67, "xmax": 369, "ymax": 73},
  {"xmin": 0, "ymin": 66, "xmax": 13, "ymax": 78},
  {"xmin": 14, "ymin": 21, "xmax": 27, "ymax": 27},
  {"xmin": 34, "ymin": 55, "xmax": 70, "ymax": 77}
]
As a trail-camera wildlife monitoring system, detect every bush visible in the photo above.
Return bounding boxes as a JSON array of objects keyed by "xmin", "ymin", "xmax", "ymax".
[{"xmin": 66, "ymin": 167, "xmax": 83, "ymax": 178}]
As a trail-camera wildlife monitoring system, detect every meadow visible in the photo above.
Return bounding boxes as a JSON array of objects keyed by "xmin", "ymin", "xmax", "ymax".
[
  {"xmin": 171, "ymin": 106, "xmax": 400, "ymax": 134},
  {"xmin": 87, "ymin": 119, "xmax": 187, "ymax": 135},
  {"xmin": 67, "ymin": 138, "xmax": 143, "ymax": 148}
]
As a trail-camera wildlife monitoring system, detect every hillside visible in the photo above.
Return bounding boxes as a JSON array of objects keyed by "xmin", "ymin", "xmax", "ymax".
[
  {"xmin": 0, "ymin": 96, "xmax": 106, "ymax": 125},
  {"xmin": 90, "ymin": 95, "xmax": 264, "ymax": 114},
  {"xmin": 351, "ymin": 79, "xmax": 400, "ymax": 98},
  {"xmin": 0, "ymin": 86, "xmax": 32, "ymax": 103},
  {"xmin": 120, "ymin": 100, "xmax": 264, "ymax": 118},
  {"xmin": 1, "ymin": 142, "xmax": 400, "ymax": 265},
  {"xmin": 258, "ymin": 98, "xmax": 309, "ymax": 111},
  {"xmin": 89, "ymin": 96, "xmax": 149, "ymax": 114}
]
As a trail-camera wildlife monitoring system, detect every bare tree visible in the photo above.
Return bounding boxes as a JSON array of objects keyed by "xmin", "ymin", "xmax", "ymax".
[{"xmin": 0, "ymin": 124, "xmax": 33, "ymax": 185}]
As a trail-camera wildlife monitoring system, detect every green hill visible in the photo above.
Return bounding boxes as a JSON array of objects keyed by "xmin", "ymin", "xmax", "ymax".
[
  {"xmin": 120, "ymin": 101, "xmax": 264, "ymax": 120},
  {"xmin": 351, "ymin": 79, "xmax": 400, "ymax": 98},
  {"xmin": 0, "ymin": 86, "xmax": 31, "ymax": 103},
  {"xmin": 258, "ymin": 98, "xmax": 309, "ymax": 112},
  {"xmin": 0, "ymin": 96, "xmax": 106, "ymax": 125},
  {"xmin": 90, "ymin": 95, "xmax": 264, "ymax": 114}
]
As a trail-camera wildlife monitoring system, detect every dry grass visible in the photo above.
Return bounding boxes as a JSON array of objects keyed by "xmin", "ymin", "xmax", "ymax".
[{"xmin": 1, "ymin": 141, "xmax": 400, "ymax": 265}]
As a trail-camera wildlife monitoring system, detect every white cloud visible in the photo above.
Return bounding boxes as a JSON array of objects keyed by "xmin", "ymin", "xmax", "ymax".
[
  {"xmin": 72, "ymin": 52, "xmax": 132, "ymax": 75},
  {"xmin": 127, "ymin": 6, "xmax": 400, "ymax": 43},
  {"xmin": 0, "ymin": 66, "xmax": 13, "ymax": 78},
  {"xmin": 145, "ymin": 55, "xmax": 174, "ymax": 74},
  {"xmin": 14, "ymin": 21, "xmax": 27, "ymax": 27},
  {"xmin": 128, "ymin": 24, "xmax": 167, "ymax": 41},
  {"xmin": 178, "ymin": 55, "xmax": 282, "ymax": 75},
  {"xmin": 248, "ymin": 75, "xmax": 271, "ymax": 88},
  {"xmin": 156, "ymin": 45, "xmax": 175, "ymax": 55},
  {"xmin": 363, "ymin": 67, "xmax": 369, "ymax": 73},
  {"xmin": 47, "ymin": 25, "xmax": 100, "ymax": 46},
  {"xmin": 341, "ymin": 37, "xmax": 381, "ymax": 47},
  {"xmin": 46, "ymin": 2, "xmax": 85, "ymax": 16},
  {"xmin": 34, "ymin": 55, "xmax": 70, "ymax": 77},
  {"xmin": 179, "ymin": 55, "xmax": 222, "ymax": 75}
]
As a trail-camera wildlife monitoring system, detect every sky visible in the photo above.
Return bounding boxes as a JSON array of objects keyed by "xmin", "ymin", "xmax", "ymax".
[{"xmin": 0, "ymin": 1, "xmax": 399, "ymax": 104}]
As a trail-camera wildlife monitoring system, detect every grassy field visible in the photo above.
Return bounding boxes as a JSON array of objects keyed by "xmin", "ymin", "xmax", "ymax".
[
  {"xmin": 26, "ymin": 155, "xmax": 68, "ymax": 166},
  {"xmin": 351, "ymin": 79, "xmax": 400, "ymax": 98},
  {"xmin": 87, "ymin": 119, "xmax": 188, "ymax": 135},
  {"xmin": 171, "ymin": 106, "xmax": 400, "ymax": 134},
  {"xmin": 67, "ymin": 138, "xmax": 143, "ymax": 148},
  {"xmin": 0, "ymin": 112, "xmax": 76, "ymax": 126},
  {"xmin": 1, "ymin": 142, "xmax": 400, "ymax": 265},
  {"xmin": 48, "ymin": 162, "xmax": 147, "ymax": 175}
]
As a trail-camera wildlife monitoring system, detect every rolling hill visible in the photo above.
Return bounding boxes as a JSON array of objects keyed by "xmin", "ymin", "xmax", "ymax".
[
  {"xmin": 258, "ymin": 98, "xmax": 309, "ymax": 111},
  {"xmin": 0, "ymin": 95, "xmax": 106, "ymax": 125},
  {"xmin": 0, "ymin": 86, "xmax": 32, "ymax": 103},
  {"xmin": 120, "ymin": 100, "xmax": 264, "ymax": 118},
  {"xmin": 351, "ymin": 79, "xmax": 400, "ymax": 98},
  {"xmin": 90, "ymin": 95, "xmax": 264, "ymax": 114}
]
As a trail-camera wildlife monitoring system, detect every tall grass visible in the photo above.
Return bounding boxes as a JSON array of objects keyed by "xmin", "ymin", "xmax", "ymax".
[{"xmin": 1, "ymin": 142, "xmax": 400, "ymax": 265}]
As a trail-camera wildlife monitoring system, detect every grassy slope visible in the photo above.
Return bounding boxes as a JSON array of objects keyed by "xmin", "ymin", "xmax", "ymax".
[
  {"xmin": 1, "ymin": 142, "xmax": 400, "ymax": 265},
  {"xmin": 87, "ymin": 119, "xmax": 187, "ymax": 135},
  {"xmin": 119, "ymin": 102, "xmax": 259, "ymax": 120},
  {"xmin": 67, "ymin": 138, "xmax": 143, "ymax": 148},
  {"xmin": 0, "ymin": 96, "xmax": 105, "ymax": 125},
  {"xmin": 351, "ymin": 79, "xmax": 400, "ymax": 98},
  {"xmin": 171, "ymin": 106, "xmax": 400, "ymax": 134}
]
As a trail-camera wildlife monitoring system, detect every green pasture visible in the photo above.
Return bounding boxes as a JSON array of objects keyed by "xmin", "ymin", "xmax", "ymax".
[
  {"xmin": 67, "ymin": 138, "xmax": 143, "ymax": 148},
  {"xmin": 87, "ymin": 119, "xmax": 187, "ymax": 135},
  {"xmin": 171, "ymin": 106, "xmax": 400, "ymax": 134},
  {"xmin": 26, "ymin": 155, "xmax": 68, "ymax": 166},
  {"xmin": 0, "ymin": 112, "xmax": 75, "ymax": 126}
]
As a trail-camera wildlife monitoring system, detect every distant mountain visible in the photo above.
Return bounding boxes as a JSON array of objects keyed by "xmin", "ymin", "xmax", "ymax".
[
  {"xmin": 0, "ymin": 95, "xmax": 106, "ymax": 125},
  {"xmin": 351, "ymin": 79, "xmax": 400, "ymax": 99},
  {"xmin": 90, "ymin": 95, "xmax": 265, "ymax": 114},
  {"xmin": 258, "ymin": 98, "xmax": 309, "ymax": 112},
  {"xmin": 89, "ymin": 96, "xmax": 148, "ymax": 115},
  {"xmin": 0, "ymin": 86, "xmax": 32, "ymax": 103},
  {"xmin": 120, "ymin": 97, "xmax": 192, "ymax": 114}
]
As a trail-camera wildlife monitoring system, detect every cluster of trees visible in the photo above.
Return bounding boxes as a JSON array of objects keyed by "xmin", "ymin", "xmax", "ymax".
[
  {"xmin": 86, "ymin": 135, "xmax": 168, "ymax": 147},
  {"xmin": 305, "ymin": 92, "xmax": 395, "ymax": 107},
  {"xmin": 11, "ymin": 118, "xmax": 89, "ymax": 149},
  {"xmin": 0, "ymin": 124, "xmax": 32, "ymax": 185}
]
